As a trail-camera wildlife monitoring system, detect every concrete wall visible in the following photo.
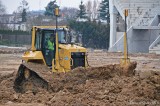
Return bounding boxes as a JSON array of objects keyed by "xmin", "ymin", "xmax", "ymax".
[
  {"xmin": 130, "ymin": 29, "xmax": 159, "ymax": 52},
  {"xmin": 150, "ymin": 15, "xmax": 160, "ymax": 26},
  {"xmin": 110, "ymin": 27, "xmax": 160, "ymax": 53}
]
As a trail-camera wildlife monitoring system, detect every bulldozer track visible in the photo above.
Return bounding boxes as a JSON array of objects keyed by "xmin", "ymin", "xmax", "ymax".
[{"xmin": 14, "ymin": 63, "xmax": 50, "ymax": 93}]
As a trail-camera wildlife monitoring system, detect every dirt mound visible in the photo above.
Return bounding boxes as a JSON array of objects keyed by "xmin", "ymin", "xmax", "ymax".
[
  {"xmin": 13, "ymin": 62, "xmax": 137, "ymax": 94},
  {"xmin": 49, "ymin": 63, "xmax": 136, "ymax": 93},
  {"xmin": 0, "ymin": 62, "xmax": 159, "ymax": 105}
]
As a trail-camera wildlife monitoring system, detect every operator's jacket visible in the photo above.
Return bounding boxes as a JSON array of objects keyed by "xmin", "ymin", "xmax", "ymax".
[{"xmin": 47, "ymin": 40, "xmax": 54, "ymax": 51}]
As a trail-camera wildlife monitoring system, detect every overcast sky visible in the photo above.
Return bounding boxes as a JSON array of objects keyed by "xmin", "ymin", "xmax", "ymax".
[{"xmin": 2, "ymin": 0, "xmax": 100, "ymax": 14}]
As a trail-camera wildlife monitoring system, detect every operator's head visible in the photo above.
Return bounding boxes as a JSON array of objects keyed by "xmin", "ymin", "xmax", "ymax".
[{"xmin": 50, "ymin": 34, "xmax": 55, "ymax": 42}]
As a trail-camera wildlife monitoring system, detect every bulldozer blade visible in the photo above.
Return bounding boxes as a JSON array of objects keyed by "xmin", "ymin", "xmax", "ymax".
[{"xmin": 14, "ymin": 64, "xmax": 49, "ymax": 93}]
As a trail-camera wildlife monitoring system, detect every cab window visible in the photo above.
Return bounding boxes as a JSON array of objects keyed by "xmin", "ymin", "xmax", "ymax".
[
  {"xmin": 58, "ymin": 30, "xmax": 66, "ymax": 43},
  {"xmin": 43, "ymin": 31, "xmax": 55, "ymax": 49},
  {"xmin": 35, "ymin": 31, "xmax": 42, "ymax": 50}
]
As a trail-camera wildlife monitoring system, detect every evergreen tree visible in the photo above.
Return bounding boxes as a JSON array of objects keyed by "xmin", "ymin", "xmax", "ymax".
[
  {"xmin": 18, "ymin": 0, "xmax": 29, "ymax": 22},
  {"xmin": 98, "ymin": 0, "xmax": 110, "ymax": 23},
  {"xmin": 45, "ymin": 0, "xmax": 59, "ymax": 16},
  {"xmin": 69, "ymin": 20, "xmax": 110, "ymax": 49},
  {"xmin": 22, "ymin": 9, "xmax": 27, "ymax": 22},
  {"xmin": 77, "ymin": 1, "xmax": 87, "ymax": 19}
]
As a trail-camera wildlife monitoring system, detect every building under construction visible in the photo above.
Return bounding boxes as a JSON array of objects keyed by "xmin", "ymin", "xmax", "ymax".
[{"xmin": 109, "ymin": 0, "xmax": 160, "ymax": 54}]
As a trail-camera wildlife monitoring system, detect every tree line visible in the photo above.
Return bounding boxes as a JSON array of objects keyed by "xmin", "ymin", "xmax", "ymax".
[
  {"xmin": 69, "ymin": 20, "xmax": 110, "ymax": 49},
  {"xmin": 70, "ymin": 0, "xmax": 110, "ymax": 49},
  {"xmin": 77, "ymin": 0, "xmax": 110, "ymax": 22},
  {"xmin": 0, "ymin": 0, "xmax": 110, "ymax": 49},
  {"xmin": 39, "ymin": 0, "xmax": 111, "ymax": 49}
]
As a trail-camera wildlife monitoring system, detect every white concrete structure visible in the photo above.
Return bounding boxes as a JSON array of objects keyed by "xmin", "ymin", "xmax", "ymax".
[
  {"xmin": 109, "ymin": 0, "xmax": 160, "ymax": 54},
  {"xmin": 109, "ymin": 0, "xmax": 118, "ymax": 48}
]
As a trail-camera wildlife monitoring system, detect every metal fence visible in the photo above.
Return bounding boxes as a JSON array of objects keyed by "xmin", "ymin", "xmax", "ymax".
[{"xmin": 0, "ymin": 34, "xmax": 31, "ymax": 46}]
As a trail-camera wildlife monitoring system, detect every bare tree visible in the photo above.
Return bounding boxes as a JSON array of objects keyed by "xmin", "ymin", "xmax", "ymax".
[
  {"xmin": 61, "ymin": 7, "xmax": 78, "ymax": 20},
  {"xmin": 85, "ymin": 0, "xmax": 100, "ymax": 21},
  {"xmin": 17, "ymin": 0, "xmax": 29, "ymax": 13},
  {"xmin": 0, "ymin": 0, "xmax": 7, "ymax": 29},
  {"xmin": 92, "ymin": 0, "xmax": 98, "ymax": 20},
  {"xmin": 0, "ymin": 0, "xmax": 6, "ymax": 15},
  {"xmin": 86, "ymin": 0, "xmax": 92, "ymax": 20},
  {"xmin": 26, "ymin": 15, "xmax": 56, "ymax": 30}
]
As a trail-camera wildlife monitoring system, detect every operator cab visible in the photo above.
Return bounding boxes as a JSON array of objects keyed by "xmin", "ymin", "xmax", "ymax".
[{"xmin": 34, "ymin": 28, "xmax": 69, "ymax": 66}]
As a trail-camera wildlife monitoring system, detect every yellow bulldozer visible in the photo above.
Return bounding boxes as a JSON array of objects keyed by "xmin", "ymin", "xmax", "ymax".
[
  {"xmin": 14, "ymin": 8, "xmax": 88, "ymax": 93},
  {"xmin": 14, "ymin": 26, "xmax": 88, "ymax": 93},
  {"xmin": 22, "ymin": 26, "xmax": 87, "ymax": 72}
]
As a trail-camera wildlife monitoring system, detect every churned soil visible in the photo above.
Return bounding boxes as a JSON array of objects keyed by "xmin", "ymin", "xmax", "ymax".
[{"xmin": 0, "ymin": 49, "xmax": 160, "ymax": 106}]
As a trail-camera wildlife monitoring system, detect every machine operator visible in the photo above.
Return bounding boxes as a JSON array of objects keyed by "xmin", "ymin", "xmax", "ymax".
[{"xmin": 47, "ymin": 34, "xmax": 55, "ymax": 66}]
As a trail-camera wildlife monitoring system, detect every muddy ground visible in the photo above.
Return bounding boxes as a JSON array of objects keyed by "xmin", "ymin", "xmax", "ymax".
[{"xmin": 0, "ymin": 48, "xmax": 160, "ymax": 106}]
